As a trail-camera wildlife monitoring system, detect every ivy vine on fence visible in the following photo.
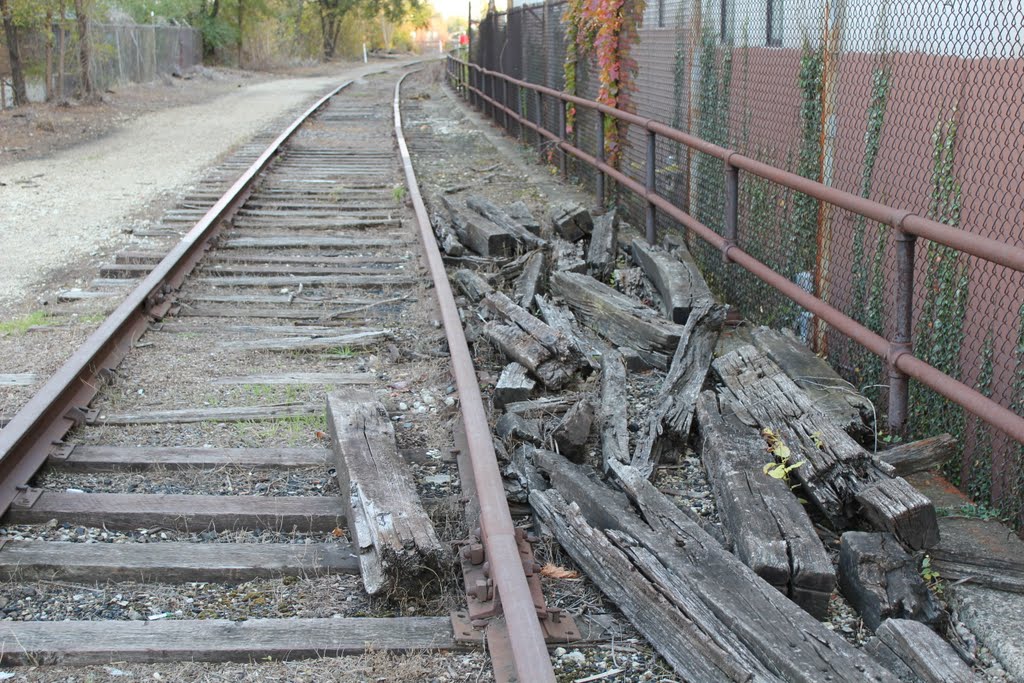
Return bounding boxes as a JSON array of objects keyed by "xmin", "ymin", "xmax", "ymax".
[
  {"xmin": 909, "ymin": 111, "xmax": 970, "ymax": 482},
  {"xmin": 562, "ymin": 0, "xmax": 646, "ymax": 166},
  {"xmin": 850, "ymin": 64, "xmax": 892, "ymax": 406}
]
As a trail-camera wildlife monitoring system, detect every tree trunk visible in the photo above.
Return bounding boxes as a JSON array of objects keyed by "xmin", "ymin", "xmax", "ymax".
[
  {"xmin": 234, "ymin": 0, "xmax": 242, "ymax": 66},
  {"xmin": 74, "ymin": 0, "xmax": 95, "ymax": 100},
  {"xmin": 57, "ymin": 3, "xmax": 67, "ymax": 101},
  {"xmin": 0, "ymin": 0, "xmax": 28, "ymax": 106},
  {"xmin": 319, "ymin": 9, "xmax": 338, "ymax": 59},
  {"xmin": 45, "ymin": 12, "xmax": 54, "ymax": 101}
]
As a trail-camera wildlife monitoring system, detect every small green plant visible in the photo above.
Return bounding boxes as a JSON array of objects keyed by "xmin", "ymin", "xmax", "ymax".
[
  {"xmin": 0, "ymin": 311, "xmax": 53, "ymax": 335},
  {"xmin": 328, "ymin": 346, "xmax": 356, "ymax": 359},
  {"xmin": 937, "ymin": 503, "xmax": 1004, "ymax": 521},
  {"xmin": 920, "ymin": 554, "xmax": 942, "ymax": 594},
  {"xmin": 392, "ymin": 185, "xmax": 407, "ymax": 202},
  {"xmin": 761, "ymin": 428, "xmax": 805, "ymax": 481}
]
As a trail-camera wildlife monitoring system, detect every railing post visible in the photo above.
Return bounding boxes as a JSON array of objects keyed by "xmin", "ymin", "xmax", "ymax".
[
  {"xmin": 723, "ymin": 160, "xmax": 739, "ymax": 256},
  {"xmin": 515, "ymin": 84, "xmax": 524, "ymax": 141},
  {"xmin": 535, "ymin": 91, "xmax": 545, "ymax": 162},
  {"xmin": 558, "ymin": 100, "xmax": 567, "ymax": 179},
  {"xmin": 484, "ymin": 72, "xmax": 491, "ymax": 118},
  {"xmin": 645, "ymin": 129, "xmax": 656, "ymax": 244},
  {"xmin": 502, "ymin": 77, "xmax": 509, "ymax": 131},
  {"xmin": 595, "ymin": 113, "xmax": 605, "ymax": 208},
  {"xmin": 888, "ymin": 228, "xmax": 916, "ymax": 435}
]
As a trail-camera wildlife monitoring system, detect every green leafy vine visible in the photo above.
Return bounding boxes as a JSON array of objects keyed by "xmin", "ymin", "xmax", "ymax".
[{"xmin": 910, "ymin": 110, "xmax": 969, "ymax": 481}]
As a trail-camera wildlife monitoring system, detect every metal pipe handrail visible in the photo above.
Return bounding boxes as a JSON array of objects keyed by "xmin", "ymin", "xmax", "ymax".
[
  {"xmin": 445, "ymin": 54, "xmax": 1024, "ymax": 446},
  {"xmin": 393, "ymin": 72, "xmax": 557, "ymax": 683},
  {"xmin": 451, "ymin": 57, "xmax": 1024, "ymax": 273}
]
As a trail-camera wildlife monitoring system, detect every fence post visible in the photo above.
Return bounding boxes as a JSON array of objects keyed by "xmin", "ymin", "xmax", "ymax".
[
  {"xmin": 558, "ymin": 100, "xmax": 567, "ymax": 179},
  {"xmin": 723, "ymin": 160, "xmax": 739, "ymax": 253},
  {"xmin": 888, "ymin": 229, "xmax": 916, "ymax": 435},
  {"xmin": 645, "ymin": 129, "xmax": 656, "ymax": 244},
  {"xmin": 535, "ymin": 91, "xmax": 545, "ymax": 162},
  {"xmin": 502, "ymin": 77, "xmax": 509, "ymax": 131},
  {"xmin": 596, "ymin": 113, "xmax": 605, "ymax": 208}
]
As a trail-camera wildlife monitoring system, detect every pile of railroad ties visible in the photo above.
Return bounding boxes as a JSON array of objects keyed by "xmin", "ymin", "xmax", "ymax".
[{"xmin": 429, "ymin": 191, "xmax": 978, "ymax": 683}]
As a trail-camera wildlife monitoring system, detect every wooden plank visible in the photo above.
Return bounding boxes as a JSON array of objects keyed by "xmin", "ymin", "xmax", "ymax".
[
  {"xmin": 531, "ymin": 489, "xmax": 777, "ymax": 683},
  {"xmin": 866, "ymin": 619, "xmax": 976, "ymax": 683},
  {"xmin": 465, "ymin": 195, "xmax": 546, "ymax": 249},
  {"xmin": 211, "ymin": 372, "xmax": 375, "ymax": 386},
  {"xmin": 535, "ymin": 295, "xmax": 603, "ymax": 370},
  {"xmin": 195, "ymin": 274, "xmax": 415, "ymax": 287},
  {"xmin": 599, "ymin": 350, "xmax": 630, "ymax": 471},
  {"xmin": 713, "ymin": 345, "xmax": 938, "ymax": 549},
  {"xmin": 586, "ymin": 209, "xmax": 619, "ymax": 282},
  {"xmin": 631, "ymin": 239, "xmax": 712, "ymax": 324},
  {"xmin": 7, "ymin": 492, "xmax": 344, "ymax": 532},
  {"xmin": 878, "ymin": 434, "xmax": 956, "ymax": 476},
  {"xmin": 507, "ymin": 200, "xmax": 541, "ymax": 235},
  {"xmin": 159, "ymin": 324, "xmax": 362, "ymax": 336},
  {"xmin": 327, "ymin": 395, "xmax": 445, "ymax": 596},
  {"xmin": 482, "ymin": 322, "xmax": 573, "ymax": 390},
  {"xmin": 530, "ymin": 451, "xmax": 898, "ymax": 683},
  {"xmin": 696, "ymin": 390, "xmax": 835, "ymax": 617},
  {"xmin": 442, "ymin": 197, "xmax": 518, "ymax": 257},
  {"xmin": 838, "ymin": 531, "xmax": 944, "ymax": 631},
  {"xmin": 513, "ymin": 250, "xmax": 546, "ymax": 310},
  {"xmin": 49, "ymin": 445, "xmax": 329, "ymax": 471},
  {"xmin": 631, "ymin": 302, "xmax": 725, "ymax": 477},
  {"xmin": 550, "ymin": 201, "xmax": 593, "ymax": 241},
  {"xmin": 0, "ymin": 540, "xmax": 358, "ymax": 582},
  {"xmin": 551, "ymin": 238, "xmax": 588, "ymax": 273},
  {"xmin": 178, "ymin": 306, "xmax": 330, "ymax": 320},
  {"xmin": 0, "ymin": 373, "xmax": 35, "ymax": 386},
  {"xmin": 452, "ymin": 268, "xmax": 494, "ymax": 303},
  {"xmin": 220, "ymin": 330, "xmax": 391, "ymax": 352},
  {"xmin": 550, "ymin": 270, "xmax": 685, "ymax": 370},
  {"xmin": 493, "ymin": 363, "xmax": 535, "ymax": 410},
  {"xmin": 482, "ymin": 290, "xmax": 578, "ymax": 362},
  {"xmin": 220, "ymin": 236, "xmax": 408, "ymax": 249},
  {"xmin": 749, "ymin": 326, "xmax": 874, "ymax": 444},
  {"xmin": 550, "ymin": 398, "xmax": 595, "ymax": 462},
  {"xmin": 0, "ymin": 616, "xmax": 464, "ymax": 666},
  {"xmin": 94, "ymin": 403, "xmax": 321, "ymax": 425}
]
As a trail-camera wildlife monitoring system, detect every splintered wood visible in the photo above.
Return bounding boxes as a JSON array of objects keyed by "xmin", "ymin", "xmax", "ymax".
[
  {"xmin": 326, "ymin": 394, "xmax": 444, "ymax": 596},
  {"xmin": 528, "ymin": 451, "xmax": 897, "ymax": 683},
  {"xmin": 712, "ymin": 345, "xmax": 939, "ymax": 550}
]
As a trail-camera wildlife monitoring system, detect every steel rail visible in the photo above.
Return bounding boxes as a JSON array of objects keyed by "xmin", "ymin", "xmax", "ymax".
[
  {"xmin": 453, "ymin": 58, "xmax": 1024, "ymax": 272},
  {"xmin": 0, "ymin": 82, "xmax": 352, "ymax": 517},
  {"xmin": 448, "ymin": 60, "xmax": 1024, "ymax": 445},
  {"xmin": 393, "ymin": 73, "xmax": 557, "ymax": 682}
]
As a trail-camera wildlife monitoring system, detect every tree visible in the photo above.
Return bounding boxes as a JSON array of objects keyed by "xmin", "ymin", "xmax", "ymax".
[
  {"xmin": 0, "ymin": 0, "xmax": 28, "ymax": 105},
  {"xmin": 362, "ymin": 0, "xmax": 422, "ymax": 49},
  {"xmin": 317, "ymin": 0, "xmax": 358, "ymax": 59},
  {"xmin": 74, "ymin": 0, "xmax": 96, "ymax": 100}
]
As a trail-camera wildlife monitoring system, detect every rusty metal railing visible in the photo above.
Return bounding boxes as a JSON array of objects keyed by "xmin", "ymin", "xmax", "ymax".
[{"xmin": 444, "ymin": 54, "xmax": 1024, "ymax": 448}]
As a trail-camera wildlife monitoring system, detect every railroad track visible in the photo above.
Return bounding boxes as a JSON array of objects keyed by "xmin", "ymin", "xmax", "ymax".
[{"xmin": 0, "ymin": 67, "xmax": 559, "ymax": 680}]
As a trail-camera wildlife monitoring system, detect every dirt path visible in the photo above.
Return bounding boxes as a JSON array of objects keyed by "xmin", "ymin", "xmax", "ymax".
[{"xmin": 0, "ymin": 57, "xmax": 427, "ymax": 316}]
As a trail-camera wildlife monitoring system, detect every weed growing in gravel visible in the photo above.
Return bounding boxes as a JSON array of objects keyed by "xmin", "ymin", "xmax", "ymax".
[
  {"xmin": 0, "ymin": 310, "xmax": 53, "ymax": 335},
  {"xmin": 232, "ymin": 414, "xmax": 326, "ymax": 447}
]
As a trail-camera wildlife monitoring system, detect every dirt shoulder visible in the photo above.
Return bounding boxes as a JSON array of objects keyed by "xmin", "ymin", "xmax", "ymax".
[{"xmin": 0, "ymin": 56, "xmax": 430, "ymax": 317}]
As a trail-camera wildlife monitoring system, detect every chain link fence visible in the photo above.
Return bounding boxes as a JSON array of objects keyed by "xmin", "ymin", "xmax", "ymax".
[
  {"xmin": 474, "ymin": 0, "xmax": 1024, "ymax": 522},
  {"xmin": 1, "ymin": 22, "xmax": 202, "ymax": 104}
]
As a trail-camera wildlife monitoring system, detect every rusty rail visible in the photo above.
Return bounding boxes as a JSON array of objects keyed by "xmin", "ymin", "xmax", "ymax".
[
  {"xmin": 444, "ymin": 54, "xmax": 1024, "ymax": 445},
  {"xmin": 393, "ymin": 73, "xmax": 557, "ymax": 682},
  {"xmin": 0, "ymin": 82, "xmax": 352, "ymax": 517}
]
